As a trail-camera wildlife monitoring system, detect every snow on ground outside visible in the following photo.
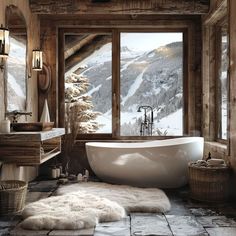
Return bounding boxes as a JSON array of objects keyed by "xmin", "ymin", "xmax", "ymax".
[
  {"xmin": 95, "ymin": 108, "xmax": 183, "ymax": 135},
  {"xmin": 121, "ymin": 67, "xmax": 148, "ymax": 106}
]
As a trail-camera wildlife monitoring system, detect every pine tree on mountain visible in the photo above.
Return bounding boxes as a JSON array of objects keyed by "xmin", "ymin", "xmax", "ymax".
[{"xmin": 65, "ymin": 72, "xmax": 100, "ymax": 135}]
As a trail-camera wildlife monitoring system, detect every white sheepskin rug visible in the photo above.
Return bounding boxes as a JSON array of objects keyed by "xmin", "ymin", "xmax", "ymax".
[{"xmin": 21, "ymin": 182, "xmax": 170, "ymax": 230}]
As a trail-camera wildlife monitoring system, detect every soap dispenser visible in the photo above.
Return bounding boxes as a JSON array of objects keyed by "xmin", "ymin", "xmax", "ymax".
[{"xmin": 0, "ymin": 117, "xmax": 11, "ymax": 133}]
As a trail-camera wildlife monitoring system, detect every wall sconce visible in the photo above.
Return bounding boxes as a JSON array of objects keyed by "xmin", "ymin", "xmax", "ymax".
[
  {"xmin": 32, "ymin": 49, "xmax": 43, "ymax": 71},
  {"xmin": 0, "ymin": 24, "xmax": 10, "ymax": 71}
]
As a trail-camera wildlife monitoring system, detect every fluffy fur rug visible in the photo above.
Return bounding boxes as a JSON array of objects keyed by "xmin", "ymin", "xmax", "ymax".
[
  {"xmin": 58, "ymin": 182, "xmax": 171, "ymax": 213},
  {"xmin": 21, "ymin": 182, "xmax": 170, "ymax": 230}
]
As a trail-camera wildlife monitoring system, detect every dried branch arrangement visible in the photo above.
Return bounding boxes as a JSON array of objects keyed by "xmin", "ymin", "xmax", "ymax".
[{"xmin": 62, "ymin": 73, "xmax": 101, "ymax": 172}]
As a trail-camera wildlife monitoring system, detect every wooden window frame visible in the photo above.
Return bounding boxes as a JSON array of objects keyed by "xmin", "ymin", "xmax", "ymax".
[
  {"xmin": 58, "ymin": 27, "xmax": 189, "ymax": 141},
  {"xmin": 215, "ymin": 18, "xmax": 229, "ymax": 144}
]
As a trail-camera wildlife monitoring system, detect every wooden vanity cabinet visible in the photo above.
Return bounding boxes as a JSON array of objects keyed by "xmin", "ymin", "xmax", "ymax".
[{"xmin": 0, "ymin": 128, "xmax": 65, "ymax": 165}]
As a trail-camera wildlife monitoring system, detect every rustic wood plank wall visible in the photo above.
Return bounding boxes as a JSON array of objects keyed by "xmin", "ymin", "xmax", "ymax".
[
  {"xmin": 201, "ymin": 0, "xmax": 228, "ymax": 146},
  {"xmin": 202, "ymin": 0, "xmax": 236, "ymax": 198},
  {"xmin": 202, "ymin": 25, "xmax": 217, "ymax": 141},
  {"xmin": 229, "ymin": 0, "xmax": 236, "ymax": 194},
  {"xmin": 40, "ymin": 15, "xmax": 202, "ymax": 130},
  {"xmin": 0, "ymin": 0, "xmax": 40, "ymax": 181},
  {"xmin": 29, "ymin": 0, "xmax": 210, "ymax": 15},
  {"xmin": 38, "ymin": 25, "xmax": 58, "ymax": 125},
  {"xmin": 0, "ymin": 0, "xmax": 40, "ymax": 123},
  {"xmin": 38, "ymin": 14, "xmax": 202, "ymax": 174}
]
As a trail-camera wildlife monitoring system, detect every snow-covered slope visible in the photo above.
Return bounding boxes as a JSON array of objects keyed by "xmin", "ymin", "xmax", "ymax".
[{"xmin": 66, "ymin": 41, "xmax": 183, "ymax": 135}]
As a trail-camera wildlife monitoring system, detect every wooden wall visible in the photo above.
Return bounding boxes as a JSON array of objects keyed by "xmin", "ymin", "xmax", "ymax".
[
  {"xmin": 38, "ymin": 15, "xmax": 202, "ymax": 174},
  {"xmin": 202, "ymin": 0, "xmax": 236, "ymax": 197},
  {"xmin": 0, "ymin": 0, "xmax": 40, "ymax": 181},
  {"xmin": 202, "ymin": 0, "xmax": 227, "ymax": 143},
  {"xmin": 229, "ymin": 0, "xmax": 236, "ymax": 193}
]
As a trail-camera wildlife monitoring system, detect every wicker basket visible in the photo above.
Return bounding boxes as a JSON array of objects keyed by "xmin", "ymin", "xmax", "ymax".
[
  {"xmin": 188, "ymin": 162, "xmax": 230, "ymax": 202},
  {"xmin": 0, "ymin": 180, "xmax": 28, "ymax": 215}
]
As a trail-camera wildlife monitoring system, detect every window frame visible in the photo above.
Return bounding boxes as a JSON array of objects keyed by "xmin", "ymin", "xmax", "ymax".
[
  {"xmin": 215, "ymin": 17, "xmax": 229, "ymax": 144},
  {"xmin": 58, "ymin": 27, "xmax": 189, "ymax": 140},
  {"xmin": 118, "ymin": 29, "xmax": 185, "ymax": 137}
]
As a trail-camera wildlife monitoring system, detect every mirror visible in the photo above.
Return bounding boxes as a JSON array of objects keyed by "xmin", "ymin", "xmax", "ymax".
[{"xmin": 5, "ymin": 5, "xmax": 27, "ymax": 112}]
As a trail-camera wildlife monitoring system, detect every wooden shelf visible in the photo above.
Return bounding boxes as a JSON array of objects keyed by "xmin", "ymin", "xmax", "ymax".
[{"xmin": 0, "ymin": 128, "xmax": 65, "ymax": 166}]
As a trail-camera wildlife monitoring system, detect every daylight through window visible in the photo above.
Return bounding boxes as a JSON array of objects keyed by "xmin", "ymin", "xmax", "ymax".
[
  {"xmin": 64, "ymin": 31, "xmax": 184, "ymax": 136},
  {"xmin": 120, "ymin": 33, "xmax": 183, "ymax": 136},
  {"xmin": 217, "ymin": 26, "xmax": 228, "ymax": 140}
]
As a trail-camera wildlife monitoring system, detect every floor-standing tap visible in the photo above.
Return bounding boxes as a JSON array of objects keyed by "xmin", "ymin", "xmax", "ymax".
[{"xmin": 137, "ymin": 105, "xmax": 153, "ymax": 136}]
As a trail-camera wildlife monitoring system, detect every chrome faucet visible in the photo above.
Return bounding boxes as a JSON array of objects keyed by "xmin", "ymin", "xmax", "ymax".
[
  {"xmin": 5, "ymin": 110, "xmax": 32, "ymax": 123},
  {"xmin": 137, "ymin": 105, "xmax": 153, "ymax": 136}
]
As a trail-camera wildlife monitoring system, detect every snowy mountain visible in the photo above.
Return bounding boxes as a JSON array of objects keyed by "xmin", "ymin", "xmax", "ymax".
[{"xmin": 67, "ymin": 41, "xmax": 183, "ymax": 135}]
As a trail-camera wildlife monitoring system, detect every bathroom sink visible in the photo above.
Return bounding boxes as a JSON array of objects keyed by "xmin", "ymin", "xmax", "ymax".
[{"xmin": 12, "ymin": 122, "xmax": 54, "ymax": 132}]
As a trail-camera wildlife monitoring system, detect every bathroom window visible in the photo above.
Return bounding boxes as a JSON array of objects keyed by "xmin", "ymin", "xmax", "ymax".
[
  {"xmin": 61, "ymin": 29, "xmax": 186, "ymax": 138},
  {"xmin": 64, "ymin": 33, "xmax": 112, "ymax": 134},
  {"xmin": 216, "ymin": 22, "xmax": 228, "ymax": 140},
  {"xmin": 120, "ymin": 32, "xmax": 183, "ymax": 136}
]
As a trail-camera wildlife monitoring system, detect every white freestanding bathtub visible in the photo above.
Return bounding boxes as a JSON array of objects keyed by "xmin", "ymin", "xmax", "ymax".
[{"xmin": 86, "ymin": 137, "xmax": 204, "ymax": 188}]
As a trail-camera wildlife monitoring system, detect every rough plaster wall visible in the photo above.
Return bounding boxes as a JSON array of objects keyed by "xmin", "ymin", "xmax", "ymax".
[{"xmin": 0, "ymin": 0, "xmax": 40, "ymax": 181}]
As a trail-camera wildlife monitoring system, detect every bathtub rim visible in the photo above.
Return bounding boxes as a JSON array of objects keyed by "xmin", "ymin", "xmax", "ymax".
[{"xmin": 85, "ymin": 137, "xmax": 204, "ymax": 148}]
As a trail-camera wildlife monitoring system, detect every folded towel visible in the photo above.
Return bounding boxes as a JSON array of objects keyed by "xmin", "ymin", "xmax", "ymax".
[
  {"xmin": 195, "ymin": 160, "xmax": 207, "ymax": 167},
  {"xmin": 207, "ymin": 158, "xmax": 225, "ymax": 166}
]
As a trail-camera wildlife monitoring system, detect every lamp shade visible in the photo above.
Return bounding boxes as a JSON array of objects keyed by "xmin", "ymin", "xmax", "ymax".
[
  {"xmin": 0, "ymin": 25, "xmax": 10, "ymax": 58},
  {"xmin": 32, "ymin": 50, "xmax": 43, "ymax": 71}
]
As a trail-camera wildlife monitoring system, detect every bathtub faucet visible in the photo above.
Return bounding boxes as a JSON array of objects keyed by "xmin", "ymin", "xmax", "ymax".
[{"xmin": 137, "ymin": 105, "xmax": 153, "ymax": 136}]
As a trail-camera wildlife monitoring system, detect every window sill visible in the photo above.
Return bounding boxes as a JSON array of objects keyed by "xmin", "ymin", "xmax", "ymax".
[{"xmin": 204, "ymin": 141, "xmax": 228, "ymax": 159}]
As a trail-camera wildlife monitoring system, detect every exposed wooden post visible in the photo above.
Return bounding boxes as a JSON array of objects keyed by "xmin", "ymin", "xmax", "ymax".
[
  {"xmin": 38, "ymin": 25, "xmax": 58, "ymax": 126},
  {"xmin": 229, "ymin": 0, "xmax": 236, "ymax": 193},
  {"xmin": 29, "ymin": 0, "xmax": 210, "ymax": 15}
]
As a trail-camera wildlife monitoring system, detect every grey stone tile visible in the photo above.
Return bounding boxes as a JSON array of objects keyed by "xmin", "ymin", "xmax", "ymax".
[
  {"xmin": 0, "ymin": 220, "xmax": 16, "ymax": 228},
  {"xmin": 206, "ymin": 227, "xmax": 236, "ymax": 236},
  {"xmin": 0, "ymin": 216, "xmax": 21, "ymax": 230},
  {"xmin": 131, "ymin": 213, "xmax": 172, "ymax": 236},
  {"xmin": 49, "ymin": 228, "xmax": 94, "ymax": 236},
  {"xmin": 94, "ymin": 217, "xmax": 130, "ymax": 236},
  {"xmin": 25, "ymin": 192, "xmax": 51, "ymax": 204},
  {"xmin": 189, "ymin": 208, "xmax": 219, "ymax": 216},
  {"xmin": 0, "ymin": 228, "xmax": 10, "ymax": 236},
  {"xmin": 28, "ymin": 180, "xmax": 58, "ymax": 192},
  {"xmin": 196, "ymin": 216, "xmax": 236, "ymax": 227},
  {"xmin": 10, "ymin": 225, "xmax": 50, "ymax": 236},
  {"xmin": 166, "ymin": 215, "xmax": 208, "ymax": 236},
  {"xmin": 185, "ymin": 200, "xmax": 217, "ymax": 209},
  {"xmin": 217, "ymin": 206, "xmax": 236, "ymax": 217},
  {"xmin": 168, "ymin": 200, "xmax": 192, "ymax": 216}
]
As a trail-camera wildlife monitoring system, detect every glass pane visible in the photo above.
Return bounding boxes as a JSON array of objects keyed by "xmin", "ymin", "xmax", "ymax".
[
  {"xmin": 7, "ymin": 35, "xmax": 27, "ymax": 111},
  {"xmin": 120, "ymin": 32, "xmax": 183, "ymax": 136},
  {"xmin": 218, "ymin": 30, "xmax": 228, "ymax": 140},
  {"xmin": 64, "ymin": 34, "xmax": 112, "ymax": 133}
]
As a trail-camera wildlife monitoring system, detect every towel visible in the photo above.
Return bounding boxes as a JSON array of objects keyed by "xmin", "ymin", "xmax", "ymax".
[{"xmin": 207, "ymin": 158, "xmax": 226, "ymax": 167}]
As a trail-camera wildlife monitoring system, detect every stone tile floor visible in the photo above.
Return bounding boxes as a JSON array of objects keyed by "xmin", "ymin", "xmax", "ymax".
[{"xmin": 0, "ymin": 179, "xmax": 236, "ymax": 236}]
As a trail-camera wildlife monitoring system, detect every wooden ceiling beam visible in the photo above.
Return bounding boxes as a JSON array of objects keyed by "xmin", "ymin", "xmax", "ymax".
[
  {"xmin": 65, "ymin": 35, "xmax": 111, "ymax": 72},
  {"xmin": 29, "ymin": 0, "xmax": 210, "ymax": 15},
  {"xmin": 65, "ymin": 34, "xmax": 98, "ymax": 59}
]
